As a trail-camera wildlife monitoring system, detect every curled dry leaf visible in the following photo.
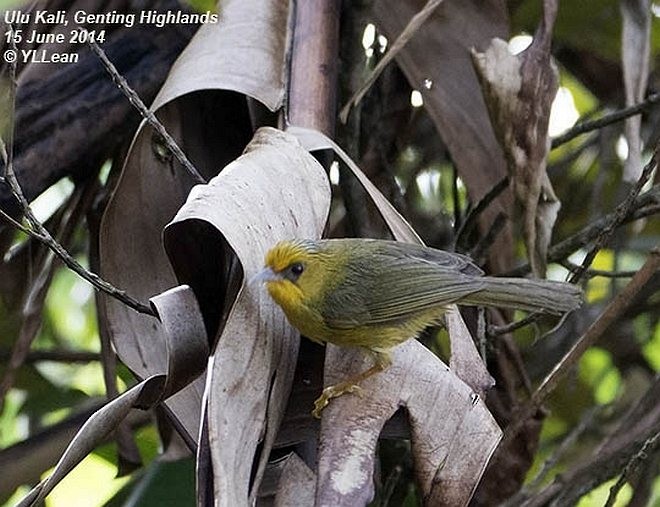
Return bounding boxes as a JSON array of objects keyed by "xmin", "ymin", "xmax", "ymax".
[
  {"xmin": 152, "ymin": 0, "xmax": 289, "ymax": 113},
  {"xmin": 620, "ymin": 0, "xmax": 651, "ymax": 182},
  {"xmin": 99, "ymin": 104, "xmax": 209, "ymax": 442},
  {"xmin": 291, "ymin": 126, "xmax": 501, "ymax": 506},
  {"xmin": 471, "ymin": 0, "xmax": 560, "ymax": 277},
  {"xmin": 16, "ymin": 285, "xmax": 208, "ymax": 507},
  {"xmin": 164, "ymin": 127, "xmax": 330, "ymax": 505},
  {"xmin": 99, "ymin": 0, "xmax": 290, "ymax": 442},
  {"xmin": 318, "ymin": 342, "xmax": 500, "ymax": 506}
]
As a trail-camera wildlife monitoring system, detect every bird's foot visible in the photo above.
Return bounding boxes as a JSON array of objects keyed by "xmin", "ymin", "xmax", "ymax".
[{"xmin": 312, "ymin": 383, "xmax": 363, "ymax": 418}]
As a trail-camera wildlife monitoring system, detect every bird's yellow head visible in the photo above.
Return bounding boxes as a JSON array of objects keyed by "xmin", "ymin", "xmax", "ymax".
[{"xmin": 259, "ymin": 240, "xmax": 337, "ymax": 318}]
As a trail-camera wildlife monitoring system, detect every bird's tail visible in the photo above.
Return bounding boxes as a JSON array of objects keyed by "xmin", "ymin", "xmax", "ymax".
[{"xmin": 463, "ymin": 277, "xmax": 582, "ymax": 315}]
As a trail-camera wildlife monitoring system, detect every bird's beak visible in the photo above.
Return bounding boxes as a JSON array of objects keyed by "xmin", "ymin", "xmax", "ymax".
[{"xmin": 251, "ymin": 267, "xmax": 281, "ymax": 285}]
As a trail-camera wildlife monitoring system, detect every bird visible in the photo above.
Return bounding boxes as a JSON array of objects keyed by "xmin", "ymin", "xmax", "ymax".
[{"xmin": 258, "ymin": 238, "xmax": 582, "ymax": 417}]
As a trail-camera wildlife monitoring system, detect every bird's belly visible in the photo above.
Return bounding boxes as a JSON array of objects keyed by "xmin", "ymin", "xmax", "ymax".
[
  {"xmin": 323, "ymin": 313, "xmax": 442, "ymax": 349},
  {"xmin": 284, "ymin": 303, "xmax": 444, "ymax": 350}
]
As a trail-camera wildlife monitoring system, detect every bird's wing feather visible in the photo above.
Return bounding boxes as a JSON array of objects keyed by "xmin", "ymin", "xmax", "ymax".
[{"xmin": 321, "ymin": 248, "xmax": 484, "ymax": 329}]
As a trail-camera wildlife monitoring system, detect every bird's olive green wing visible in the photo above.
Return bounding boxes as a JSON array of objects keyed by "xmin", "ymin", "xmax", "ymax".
[{"xmin": 320, "ymin": 247, "xmax": 485, "ymax": 330}]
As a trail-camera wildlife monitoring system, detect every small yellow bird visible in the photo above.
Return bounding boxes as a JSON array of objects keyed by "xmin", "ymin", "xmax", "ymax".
[{"xmin": 259, "ymin": 238, "xmax": 582, "ymax": 417}]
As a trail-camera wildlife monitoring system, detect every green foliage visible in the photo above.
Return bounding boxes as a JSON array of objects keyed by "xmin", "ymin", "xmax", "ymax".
[
  {"xmin": 642, "ymin": 319, "xmax": 660, "ymax": 371},
  {"xmin": 512, "ymin": 0, "xmax": 660, "ymax": 61},
  {"xmin": 576, "ymin": 479, "xmax": 632, "ymax": 507},
  {"xmin": 104, "ymin": 458, "xmax": 196, "ymax": 507},
  {"xmin": 184, "ymin": 0, "xmax": 216, "ymax": 13},
  {"xmin": 579, "ymin": 348, "xmax": 621, "ymax": 405},
  {"xmin": 0, "ymin": 0, "xmax": 25, "ymax": 10},
  {"xmin": 45, "ymin": 452, "xmax": 130, "ymax": 507}
]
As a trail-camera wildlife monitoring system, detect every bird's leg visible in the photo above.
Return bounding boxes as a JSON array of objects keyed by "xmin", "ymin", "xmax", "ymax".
[{"xmin": 312, "ymin": 350, "xmax": 392, "ymax": 418}]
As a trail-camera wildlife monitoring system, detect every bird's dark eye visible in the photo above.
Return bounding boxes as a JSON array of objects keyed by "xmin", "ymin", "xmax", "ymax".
[
  {"xmin": 290, "ymin": 262, "xmax": 304, "ymax": 276},
  {"xmin": 282, "ymin": 262, "xmax": 304, "ymax": 282}
]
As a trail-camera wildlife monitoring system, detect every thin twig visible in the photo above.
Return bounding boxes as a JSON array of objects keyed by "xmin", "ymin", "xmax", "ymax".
[
  {"xmin": 560, "ymin": 259, "xmax": 638, "ymax": 279},
  {"xmin": 0, "ymin": 349, "xmax": 101, "ymax": 363},
  {"xmin": 552, "ymin": 92, "xmax": 660, "ymax": 148},
  {"xmin": 532, "ymin": 309, "xmax": 572, "ymax": 346},
  {"xmin": 489, "ymin": 311, "xmax": 541, "ymax": 337},
  {"xmin": 85, "ymin": 38, "xmax": 205, "ymax": 184},
  {"xmin": 504, "ymin": 186, "xmax": 659, "ymax": 277},
  {"xmin": 604, "ymin": 431, "xmax": 660, "ymax": 507},
  {"xmin": 0, "ymin": 184, "xmax": 92, "ymax": 410},
  {"xmin": 454, "ymin": 176, "xmax": 509, "ymax": 251},
  {"xmin": 568, "ymin": 150, "xmax": 657, "ymax": 284},
  {"xmin": 503, "ymin": 407, "xmax": 601, "ymax": 506},
  {"xmin": 0, "ymin": 57, "xmax": 154, "ymax": 317},
  {"xmin": 531, "ymin": 408, "xmax": 600, "ymax": 490},
  {"xmin": 525, "ymin": 423, "xmax": 660, "ymax": 506},
  {"xmin": 338, "ymin": 0, "xmax": 444, "ymax": 123},
  {"xmin": 470, "ymin": 211, "xmax": 508, "ymax": 265},
  {"xmin": 504, "ymin": 248, "xmax": 660, "ymax": 443},
  {"xmin": 0, "ymin": 206, "xmax": 36, "ymax": 236}
]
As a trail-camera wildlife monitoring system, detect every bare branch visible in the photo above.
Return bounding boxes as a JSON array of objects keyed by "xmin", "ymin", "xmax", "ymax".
[
  {"xmin": 552, "ymin": 92, "xmax": 660, "ymax": 148},
  {"xmin": 604, "ymin": 431, "xmax": 660, "ymax": 507},
  {"xmin": 560, "ymin": 259, "xmax": 638, "ymax": 279},
  {"xmin": 568, "ymin": 148, "xmax": 657, "ymax": 284},
  {"xmin": 505, "ymin": 248, "xmax": 660, "ymax": 442},
  {"xmin": 338, "ymin": 0, "xmax": 444, "ymax": 122},
  {"xmin": 0, "ymin": 51, "xmax": 154, "ymax": 316},
  {"xmin": 86, "ymin": 38, "xmax": 205, "ymax": 184},
  {"xmin": 503, "ymin": 407, "xmax": 601, "ymax": 506},
  {"xmin": 503, "ymin": 184, "xmax": 659, "ymax": 278},
  {"xmin": 0, "ymin": 349, "xmax": 101, "ymax": 364}
]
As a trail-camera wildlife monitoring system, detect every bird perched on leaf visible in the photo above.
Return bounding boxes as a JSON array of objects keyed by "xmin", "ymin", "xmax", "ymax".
[{"xmin": 258, "ymin": 238, "xmax": 582, "ymax": 417}]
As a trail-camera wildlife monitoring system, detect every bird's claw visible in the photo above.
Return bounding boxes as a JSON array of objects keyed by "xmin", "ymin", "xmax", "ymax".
[{"xmin": 311, "ymin": 383, "xmax": 363, "ymax": 418}]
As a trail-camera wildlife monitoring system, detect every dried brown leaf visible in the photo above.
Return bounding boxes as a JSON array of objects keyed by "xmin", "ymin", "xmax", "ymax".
[
  {"xmin": 152, "ymin": 0, "xmax": 289, "ymax": 112},
  {"xmin": 99, "ymin": 104, "xmax": 208, "ymax": 442},
  {"xmin": 318, "ymin": 341, "xmax": 500, "ymax": 506},
  {"xmin": 98, "ymin": 0, "xmax": 290, "ymax": 443},
  {"xmin": 274, "ymin": 453, "xmax": 317, "ymax": 507},
  {"xmin": 16, "ymin": 285, "xmax": 208, "ymax": 507},
  {"xmin": 164, "ymin": 127, "xmax": 330, "ymax": 505},
  {"xmin": 471, "ymin": 0, "xmax": 560, "ymax": 277}
]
